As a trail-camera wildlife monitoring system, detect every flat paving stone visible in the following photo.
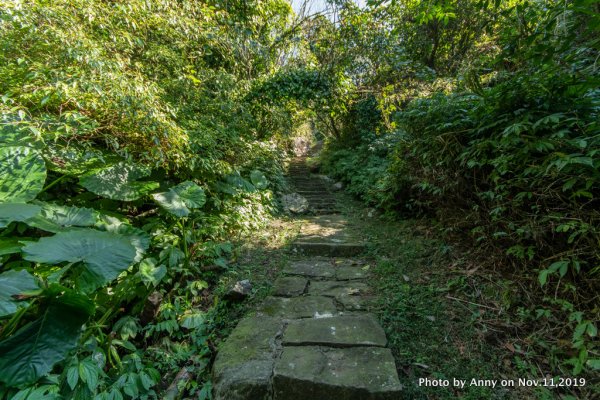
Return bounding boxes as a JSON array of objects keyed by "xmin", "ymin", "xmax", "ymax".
[
  {"xmin": 258, "ymin": 296, "xmax": 337, "ymax": 318},
  {"xmin": 309, "ymin": 280, "xmax": 369, "ymax": 296},
  {"xmin": 213, "ymin": 317, "xmax": 282, "ymax": 400},
  {"xmin": 273, "ymin": 346, "xmax": 402, "ymax": 400},
  {"xmin": 273, "ymin": 276, "xmax": 308, "ymax": 297},
  {"xmin": 309, "ymin": 281, "xmax": 371, "ymax": 311},
  {"xmin": 283, "ymin": 259, "xmax": 336, "ymax": 278},
  {"xmin": 336, "ymin": 265, "xmax": 370, "ymax": 280},
  {"xmin": 292, "ymin": 242, "xmax": 365, "ymax": 257},
  {"xmin": 283, "ymin": 314, "xmax": 387, "ymax": 347}
]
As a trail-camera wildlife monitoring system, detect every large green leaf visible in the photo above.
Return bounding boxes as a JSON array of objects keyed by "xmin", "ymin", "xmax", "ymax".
[
  {"xmin": 79, "ymin": 162, "xmax": 159, "ymax": 201},
  {"xmin": 0, "ymin": 270, "xmax": 39, "ymax": 317},
  {"xmin": 139, "ymin": 258, "xmax": 167, "ymax": 287},
  {"xmin": 25, "ymin": 202, "xmax": 97, "ymax": 233},
  {"xmin": 0, "ymin": 293, "xmax": 93, "ymax": 387},
  {"xmin": 108, "ymin": 224, "xmax": 150, "ymax": 263},
  {"xmin": 0, "ymin": 146, "xmax": 47, "ymax": 202},
  {"xmin": 250, "ymin": 170, "xmax": 268, "ymax": 190},
  {"xmin": 152, "ymin": 190, "xmax": 188, "ymax": 217},
  {"xmin": 22, "ymin": 229, "xmax": 137, "ymax": 287},
  {"xmin": 227, "ymin": 172, "xmax": 255, "ymax": 192},
  {"xmin": 95, "ymin": 214, "xmax": 150, "ymax": 262},
  {"xmin": 152, "ymin": 181, "xmax": 206, "ymax": 217},
  {"xmin": 0, "ymin": 237, "xmax": 24, "ymax": 256},
  {"xmin": 172, "ymin": 181, "xmax": 206, "ymax": 209},
  {"xmin": 0, "ymin": 122, "xmax": 39, "ymax": 147},
  {"xmin": 44, "ymin": 144, "xmax": 114, "ymax": 175},
  {"xmin": 0, "ymin": 203, "xmax": 42, "ymax": 228}
]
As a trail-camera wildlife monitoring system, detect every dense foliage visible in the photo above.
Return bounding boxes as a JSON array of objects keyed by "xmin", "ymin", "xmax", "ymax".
[
  {"xmin": 0, "ymin": 0, "xmax": 305, "ymax": 398},
  {"xmin": 316, "ymin": 0, "xmax": 599, "ymax": 384},
  {"xmin": 1, "ymin": 0, "xmax": 599, "ymax": 397}
]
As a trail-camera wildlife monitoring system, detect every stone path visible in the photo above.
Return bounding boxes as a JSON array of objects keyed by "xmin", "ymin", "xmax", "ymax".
[
  {"xmin": 212, "ymin": 157, "xmax": 402, "ymax": 399},
  {"xmin": 287, "ymin": 158, "xmax": 340, "ymax": 215}
]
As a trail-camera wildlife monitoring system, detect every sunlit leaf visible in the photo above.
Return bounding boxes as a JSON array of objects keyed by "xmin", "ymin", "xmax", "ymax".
[
  {"xmin": 25, "ymin": 202, "xmax": 97, "ymax": 233},
  {"xmin": 138, "ymin": 258, "xmax": 167, "ymax": 287},
  {"xmin": 80, "ymin": 162, "xmax": 159, "ymax": 201},
  {"xmin": 180, "ymin": 311, "xmax": 206, "ymax": 329},
  {"xmin": 250, "ymin": 170, "xmax": 268, "ymax": 189},
  {"xmin": 153, "ymin": 181, "xmax": 205, "ymax": 217},
  {"xmin": 22, "ymin": 229, "xmax": 137, "ymax": 287},
  {"xmin": 0, "ymin": 146, "xmax": 47, "ymax": 202}
]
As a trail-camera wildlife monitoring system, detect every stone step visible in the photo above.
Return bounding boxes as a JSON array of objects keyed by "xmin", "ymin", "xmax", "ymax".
[
  {"xmin": 283, "ymin": 259, "xmax": 369, "ymax": 280},
  {"xmin": 300, "ymin": 197, "xmax": 335, "ymax": 203},
  {"xmin": 212, "ymin": 316, "xmax": 281, "ymax": 400},
  {"xmin": 309, "ymin": 280, "xmax": 371, "ymax": 310},
  {"xmin": 291, "ymin": 184, "xmax": 328, "ymax": 189},
  {"xmin": 292, "ymin": 241, "xmax": 364, "ymax": 256},
  {"xmin": 273, "ymin": 346, "xmax": 402, "ymax": 400},
  {"xmin": 290, "ymin": 177, "xmax": 328, "ymax": 188},
  {"xmin": 212, "ymin": 316, "xmax": 402, "ymax": 400},
  {"xmin": 292, "ymin": 184, "xmax": 329, "ymax": 189},
  {"xmin": 311, "ymin": 209, "xmax": 341, "ymax": 215},
  {"xmin": 310, "ymin": 210, "xmax": 340, "ymax": 215},
  {"xmin": 283, "ymin": 314, "xmax": 387, "ymax": 347},
  {"xmin": 257, "ymin": 296, "xmax": 337, "ymax": 319},
  {"xmin": 272, "ymin": 276, "xmax": 309, "ymax": 297}
]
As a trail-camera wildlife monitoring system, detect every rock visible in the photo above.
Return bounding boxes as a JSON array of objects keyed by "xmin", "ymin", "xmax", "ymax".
[
  {"xmin": 213, "ymin": 317, "xmax": 282, "ymax": 400},
  {"xmin": 225, "ymin": 280, "xmax": 252, "ymax": 301},
  {"xmin": 281, "ymin": 193, "xmax": 309, "ymax": 214},
  {"xmin": 140, "ymin": 291, "xmax": 163, "ymax": 325},
  {"xmin": 273, "ymin": 276, "xmax": 308, "ymax": 297},
  {"xmin": 335, "ymin": 265, "xmax": 369, "ymax": 280},
  {"xmin": 308, "ymin": 281, "xmax": 371, "ymax": 311},
  {"xmin": 292, "ymin": 242, "xmax": 366, "ymax": 257},
  {"xmin": 316, "ymin": 174, "xmax": 334, "ymax": 183},
  {"xmin": 282, "ymin": 314, "xmax": 387, "ymax": 347},
  {"xmin": 273, "ymin": 346, "xmax": 402, "ymax": 400},
  {"xmin": 332, "ymin": 181, "xmax": 343, "ymax": 191},
  {"xmin": 283, "ymin": 259, "xmax": 336, "ymax": 278},
  {"xmin": 308, "ymin": 280, "xmax": 369, "ymax": 296},
  {"xmin": 257, "ymin": 296, "xmax": 337, "ymax": 319}
]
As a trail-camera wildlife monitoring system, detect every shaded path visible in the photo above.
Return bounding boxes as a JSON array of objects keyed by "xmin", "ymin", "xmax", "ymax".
[{"xmin": 212, "ymin": 157, "xmax": 402, "ymax": 399}]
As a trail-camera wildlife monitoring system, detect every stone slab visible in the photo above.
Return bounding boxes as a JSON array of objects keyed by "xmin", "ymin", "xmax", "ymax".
[
  {"xmin": 273, "ymin": 346, "xmax": 402, "ymax": 400},
  {"xmin": 292, "ymin": 242, "xmax": 365, "ymax": 257},
  {"xmin": 258, "ymin": 296, "xmax": 337, "ymax": 319},
  {"xmin": 283, "ymin": 259, "xmax": 336, "ymax": 278},
  {"xmin": 309, "ymin": 281, "xmax": 371, "ymax": 311},
  {"xmin": 309, "ymin": 281, "xmax": 369, "ymax": 296},
  {"xmin": 273, "ymin": 276, "xmax": 308, "ymax": 297},
  {"xmin": 336, "ymin": 265, "xmax": 370, "ymax": 280},
  {"xmin": 283, "ymin": 314, "xmax": 387, "ymax": 347},
  {"xmin": 212, "ymin": 317, "xmax": 282, "ymax": 400}
]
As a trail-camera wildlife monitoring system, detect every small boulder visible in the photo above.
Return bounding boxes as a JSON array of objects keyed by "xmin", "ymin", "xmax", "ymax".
[
  {"xmin": 332, "ymin": 182, "xmax": 343, "ymax": 191},
  {"xmin": 225, "ymin": 280, "xmax": 252, "ymax": 301},
  {"xmin": 316, "ymin": 174, "xmax": 333, "ymax": 183},
  {"xmin": 281, "ymin": 193, "xmax": 309, "ymax": 214}
]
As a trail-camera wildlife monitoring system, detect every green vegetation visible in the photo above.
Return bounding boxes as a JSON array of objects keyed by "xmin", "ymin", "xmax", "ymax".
[
  {"xmin": 315, "ymin": 0, "xmax": 600, "ymax": 396},
  {"xmin": 1, "ymin": 0, "xmax": 599, "ymax": 398},
  {"xmin": 0, "ymin": 0, "xmax": 302, "ymax": 398}
]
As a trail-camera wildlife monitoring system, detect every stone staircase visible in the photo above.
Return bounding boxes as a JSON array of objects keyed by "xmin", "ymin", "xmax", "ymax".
[
  {"xmin": 287, "ymin": 157, "xmax": 340, "ymax": 215},
  {"xmin": 212, "ymin": 159, "xmax": 402, "ymax": 400}
]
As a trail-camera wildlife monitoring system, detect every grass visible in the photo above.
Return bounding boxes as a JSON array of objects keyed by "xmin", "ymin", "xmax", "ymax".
[
  {"xmin": 208, "ymin": 216, "xmax": 302, "ymax": 341},
  {"xmin": 340, "ymin": 198, "xmax": 539, "ymax": 399}
]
